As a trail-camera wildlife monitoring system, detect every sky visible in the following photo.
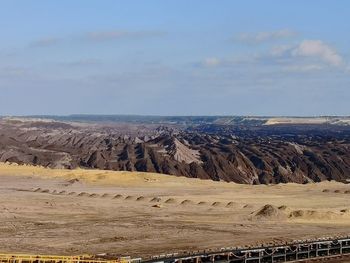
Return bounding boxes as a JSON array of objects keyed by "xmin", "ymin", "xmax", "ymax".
[{"xmin": 0, "ymin": 0, "xmax": 349, "ymax": 116}]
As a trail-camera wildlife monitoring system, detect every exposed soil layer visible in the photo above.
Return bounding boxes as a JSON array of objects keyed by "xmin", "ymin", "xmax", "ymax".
[{"xmin": 0, "ymin": 118, "xmax": 350, "ymax": 184}]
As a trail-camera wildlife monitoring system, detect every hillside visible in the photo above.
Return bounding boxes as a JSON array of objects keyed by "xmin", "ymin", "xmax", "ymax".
[{"xmin": 0, "ymin": 117, "xmax": 349, "ymax": 184}]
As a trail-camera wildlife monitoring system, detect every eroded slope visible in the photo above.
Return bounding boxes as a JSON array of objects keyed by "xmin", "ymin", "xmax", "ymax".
[{"xmin": 0, "ymin": 118, "xmax": 349, "ymax": 184}]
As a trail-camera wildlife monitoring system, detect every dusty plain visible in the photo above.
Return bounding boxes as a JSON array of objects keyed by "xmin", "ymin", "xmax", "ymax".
[{"xmin": 0, "ymin": 163, "xmax": 349, "ymax": 259}]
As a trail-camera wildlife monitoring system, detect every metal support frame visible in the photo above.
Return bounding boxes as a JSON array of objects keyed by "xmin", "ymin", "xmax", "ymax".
[{"xmin": 1, "ymin": 237, "xmax": 350, "ymax": 263}]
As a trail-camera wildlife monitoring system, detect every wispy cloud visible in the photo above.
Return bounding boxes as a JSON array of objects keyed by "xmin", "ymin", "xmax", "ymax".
[
  {"xmin": 0, "ymin": 66, "xmax": 28, "ymax": 78},
  {"xmin": 58, "ymin": 58, "xmax": 101, "ymax": 67},
  {"xmin": 28, "ymin": 30, "xmax": 165, "ymax": 48},
  {"xmin": 83, "ymin": 30, "xmax": 166, "ymax": 42},
  {"xmin": 236, "ymin": 29, "xmax": 297, "ymax": 44},
  {"xmin": 199, "ymin": 38, "xmax": 347, "ymax": 74},
  {"xmin": 201, "ymin": 57, "xmax": 221, "ymax": 67},
  {"xmin": 292, "ymin": 40, "xmax": 343, "ymax": 67},
  {"xmin": 30, "ymin": 37, "xmax": 61, "ymax": 47},
  {"xmin": 282, "ymin": 64, "xmax": 325, "ymax": 73},
  {"xmin": 270, "ymin": 45, "xmax": 295, "ymax": 56}
]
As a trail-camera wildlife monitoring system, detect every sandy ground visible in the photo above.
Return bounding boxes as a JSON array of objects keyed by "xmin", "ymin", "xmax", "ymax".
[
  {"xmin": 0, "ymin": 163, "xmax": 349, "ymax": 259},
  {"xmin": 264, "ymin": 117, "xmax": 350, "ymax": 125}
]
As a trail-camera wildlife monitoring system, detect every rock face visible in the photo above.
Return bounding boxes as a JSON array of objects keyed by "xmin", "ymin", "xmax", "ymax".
[{"xmin": 0, "ymin": 117, "xmax": 350, "ymax": 184}]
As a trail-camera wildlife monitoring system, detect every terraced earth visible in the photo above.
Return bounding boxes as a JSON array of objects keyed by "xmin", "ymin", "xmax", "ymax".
[{"xmin": 0, "ymin": 117, "xmax": 349, "ymax": 184}]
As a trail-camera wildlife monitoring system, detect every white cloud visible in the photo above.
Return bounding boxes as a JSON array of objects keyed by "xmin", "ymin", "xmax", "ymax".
[
  {"xmin": 292, "ymin": 40, "xmax": 343, "ymax": 66},
  {"xmin": 268, "ymin": 40, "xmax": 345, "ymax": 70},
  {"xmin": 84, "ymin": 30, "xmax": 165, "ymax": 41},
  {"xmin": 200, "ymin": 38, "xmax": 347, "ymax": 76},
  {"xmin": 237, "ymin": 29, "xmax": 297, "ymax": 44},
  {"xmin": 270, "ymin": 45, "xmax": 294, "ymax": 56},
  {"xmin": 283, "ymin": 64, "xmax": 325, "ymax": 73},
  {"xmin": 202, "ymin": 57, "xmax": 221, "ymax": 67}
]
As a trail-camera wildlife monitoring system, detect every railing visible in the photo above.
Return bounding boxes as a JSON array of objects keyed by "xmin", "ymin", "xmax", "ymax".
[
  {"xmin": 145, "ymin": 236, "xmax": 350, "ymax": 263},
  {"xmin": 0, "ymin": 254, "xmax": 131, "ymax": 263},
  {"xmin": 1, "ymin": 236, "xmax": 349, "ymax": 263}
]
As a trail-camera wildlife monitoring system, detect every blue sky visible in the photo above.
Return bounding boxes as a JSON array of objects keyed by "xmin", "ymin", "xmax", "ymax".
[{"xmin": 0, "ymin": 0, "xmax": 349, "ymax": 116}]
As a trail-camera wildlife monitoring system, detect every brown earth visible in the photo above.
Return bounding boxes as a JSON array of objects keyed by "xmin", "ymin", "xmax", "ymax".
[
  {"xmin": 0, "ymin": 163, "xmax": 349, "ymax": 259},
  {"xmin": 0, "ymin": 118, "xmax": 350, "ymax": 184}
]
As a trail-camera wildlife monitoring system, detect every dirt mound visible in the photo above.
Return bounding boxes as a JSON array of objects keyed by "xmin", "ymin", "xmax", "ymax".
[
  {"xmin": 58, "ymin": 190, "xmax": 66, "ymax": 194},
  {"xmin": 278, "ymin": 205, "xmax": 288, "ymax": 210},
  {"xmin": 212, "ymin": 202, "xmax": 221, "ymax": 207},
  {"xmin": 89, "ymin": 193, "xmax": 99, "ymax": 198},
  {"xmin": 289, "ymin": 210, "xmax": 339, "ymax": 220},
  {"xmin": 77, "ymin": 192, "xmax": 89, "ymax": 197},
  {"xmin": 152, "ymin": 204, "xmax": 162, "ymax": 208},
  {"xmin": 165, "ymin": 198, "xmax": 177, "ymax": 204},
  {"xmin": 226, "ymin": 202, "xmax": 237, "ymax": 207},
  {"xmin": 101, "ymin": 193, "xmax": 111, "ymax": 198},
  {"xmin": 124, "ymin": 195, "xmax": 134, "ymax": 200},
  {"xmin": 344, "ymin": 190, "xmax": 350, "ymax": 194},
  {"xmin": 180, "ymin": 200, "xmax": 192, "ymax": 205},
  {"xmin": 251, "ymin": 204, "xmax": 287, "ymax": 220},
  {"xmin": 322, "ymin": 189, "xmax": 330, "ymax": 193},
  {"xmin": 334, "ymin": 190, "xmax": 341, "ymax": 193},
  {"xmin": 62, "ymin": 178, "xmax": 80, "ymax": 186},
  {"xmin": 68, "ymin": 192, "xmax": 76, "ymax": 195},
  {"xmin": 150, "ymin": 197, "xmax": 161, "ymax": 202},
  {"xmin": 40, "ymin": 189, "xmax": 50, "ymax": 193},
  {"xmin": 33, "ymin": 188, "xmax": 42, "ymax": 192},
  {"xmin": 136, "ymin": 196, "xmax": 145, "ymax": 201},
  {"xmin": 113, "ymin": 194, "xmax": 123, "ymax": 199},
  {"xmin": 197, "ymin": 201, "xmax": 207, "ymax": 205}
]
